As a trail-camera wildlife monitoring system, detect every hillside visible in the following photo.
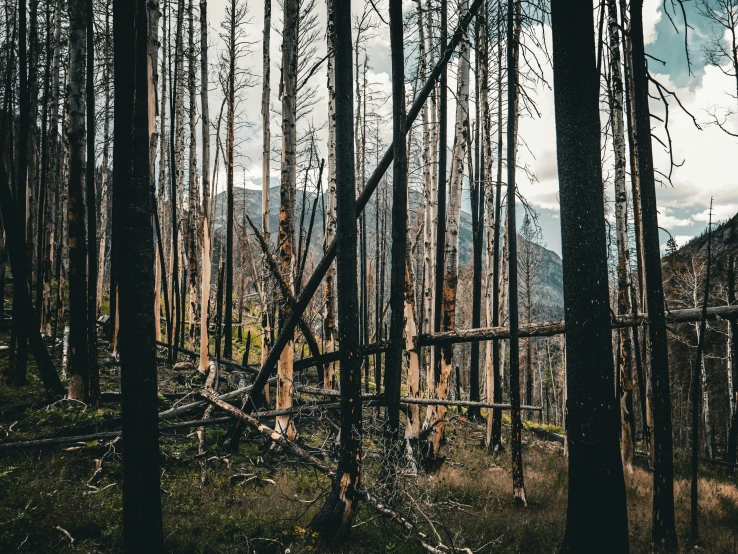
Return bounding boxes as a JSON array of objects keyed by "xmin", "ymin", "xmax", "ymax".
[
  {"xmin": 666, "ymin": 211, "xmax": 738, "ymax": 278},
  {"xmin": 213, "ymin": 187, "xmax": 565, "ymax": 315}
]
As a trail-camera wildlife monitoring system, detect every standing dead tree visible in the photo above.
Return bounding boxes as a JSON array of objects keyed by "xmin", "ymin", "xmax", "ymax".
[
  {"xmin": 630, "ymin": 1, "xmax": 679, "ymax": 549},
  {"xmin": 551, "ymin": 0, "xmax": 629, "ymax": 550},
  {"xmin": 114, "ymin": 0, "xmax": 164, "ymax": 548},
  {"xmin": 310, "ymin": 0, "xmax": 362, "ymax": 539}
]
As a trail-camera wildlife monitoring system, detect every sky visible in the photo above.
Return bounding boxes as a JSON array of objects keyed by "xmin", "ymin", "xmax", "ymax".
[{"xmin": 198, "ymin": 0, "xmax": 738, "ymax": 257}]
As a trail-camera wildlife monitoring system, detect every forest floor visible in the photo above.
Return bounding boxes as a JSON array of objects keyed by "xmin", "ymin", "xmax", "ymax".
[{"xmin": 1, "ymin": 329, "xmax": 738, "ymax": 553}]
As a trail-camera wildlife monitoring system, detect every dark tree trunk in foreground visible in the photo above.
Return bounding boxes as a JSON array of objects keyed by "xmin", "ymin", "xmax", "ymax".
[
  {"xmin": 114, "ymin": 0, "xmax": 164, "ymax": 549},
  {"xmin": 551, "ymin": 1, "xmax": 629, "ymax": 551},
  {"xmin": 310, "ymin": 0, "xmax": 362, "ymax": 540},
  {"xmin": 630, "ymin": 1, "xmax": 678, "ymax": 549},
  {"xmin": 385, "ymin": 0, "xmax": 406, "ymax": 445},
  {"xmin": 14, "ymin": 0, "xmax": 29, "ymax": 384},
  {"xmin": 0, "ymin": 49, "xmax": 64, "ymax": 397},
  {"xmin": 506, "ymin": 0, "xmax": 525, "ymax": 505},
  {"xmin": 67, "ymin": 0, "xmax": 90, "ymax": 401},
  {"xmin": 87, "ymin": 0, "xmax": 99, "ymax": 407}
]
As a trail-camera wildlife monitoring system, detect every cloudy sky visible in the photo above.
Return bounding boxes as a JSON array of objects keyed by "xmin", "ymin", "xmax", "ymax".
[{"xmin": 200, "ymin": 0, "xmax": 738, "ymax": 256}]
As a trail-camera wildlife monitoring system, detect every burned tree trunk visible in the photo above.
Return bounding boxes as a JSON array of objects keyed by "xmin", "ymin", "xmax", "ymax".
[
  {"xmin": 506, "ymin": 0, "xmax": 525, "ymax": 504},
  {"xmin": 67, "ymin": 0, "xmax": 89, "ymax": 401},
  {"xmin": 276, "ymin": 0, "xmax": 298, "ymax": 439},
  {"xmin": 728, "ymin": 255, "xmax": 738, "ymax": 464},
  {"xmin": 86, "ymin": 0, "xmax": 99, "ymax": 407},
  {"xmin": 487, "ymin": 0, "xmax": 504, "ymax": 452},
  {"xmin": 259, "ymin": 0, "xmax": 272, "ymax": 388},
  {"xmin": 631, "ymin": 1, "xmax": 678, "ymax": 549},
  {"xmin": 384, "ymin": 0, "xmax": 407, "ymax": 445},
  {"xmin": 114, "ymin": 0, "xmax": 164, "ymax": 548},
  {"xmin": 426, "ymin": 0, "xmax": 470, "ymax": 459},
  {"xmin": 323, "ymin": 0, "xmax": 337, "ymax": 390},
  {"xmin": 199, "ymin": 0, "xmax": 211, "ymax": 373},
  {"xmin": 223, "ymin": 0, "xmax": 236, "ymax": 360},
  {"xmin": 310, "ymin": 0, "xmax": 362, "ymax": 539},
  {"xmin": 187, "ymin": 0, "xmax": 199, "ymax": 353},
  {"xmin": 551, "ymin": 1, "xmax": 629, "ymax": 550},
  {"xmin": 606, "ymin": 0, "xmax": 635, "ymax": 472}
]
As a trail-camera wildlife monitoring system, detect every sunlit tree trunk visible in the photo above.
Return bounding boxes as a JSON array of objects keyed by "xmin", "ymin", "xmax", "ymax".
[
  {"xmin": 276, "ymin": 0, "xmax": 298, "ymax": 440},
  {"xmin": 427, "ymin": 0, "xmax": 470, "ymax": 457}
]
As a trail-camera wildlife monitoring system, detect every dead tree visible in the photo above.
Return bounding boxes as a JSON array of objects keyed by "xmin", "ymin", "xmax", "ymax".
[
  {"xmin": 310, "ymin": 0, "xmax": 362, "ymax": 539},
  {"xmin": 86, "ymin": 0, "xmax": 99, "ymax": 407},
  {"xmin": 487, "ymin": 0, "xmax": 504, "ymax": 452},
  {"xmin": 259, "ymin": 0, "xmax": 272, "ymax": 387},
  {"xmin": 630, "ymin": 1, "xmax": 678, "ymax": 549},
  {"xmin": 551, "ymin": 1, "xmax": 629, "ymax": 550},
  {"xmin": 223, "ymin": 0, "xmax": 236, "ymax": 360},
  {"xmin": 198, "ymin": 0, "xmax": 211, "ymax": 373},
  {"xmin": 114, "ymin": 0, "xmax": 164, "ymax": 548},
  {"xmin": 606, "ymin": 0, "xmax": 635, "ymax": 472},
  {"xmin": 385, "ymin": 0, "xmax": 407, "ymax": 445},
  {"xmin": 67, "ymin": 0, "xmax": 89, "ymax": 401},
  {"xmin": 690, "ymin": 206, "xmax": 713, "ymax": 540},
  {"xmin": 728, "ymin": 255, "xmax": 738, "ymax": 464},
  {"xmin": 323, "ymin": 0, "xmax": 337, "ymax": 390},
  {"xmin": 276, "ymin": 0, "xmax": 299, "ymax": 440},
  {"xmin": 506, "ymin": 0, "xmax": 525, "ymax": 505}
]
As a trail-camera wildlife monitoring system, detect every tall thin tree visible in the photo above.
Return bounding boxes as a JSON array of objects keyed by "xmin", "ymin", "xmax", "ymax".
[
  {"xmin": 310, "ymin": 0, "xmax": 362, "ymax": 538},
  {"xmin": 631, "ymin": 1, "xmax": 678, "ymax": 549},
  {"xmin": 551, "ymin": 0, "xmax": 629, "ymax": 549},
  {"xmin": 114, "ymin": 0, "xmax": 164, "ymax": 547}
]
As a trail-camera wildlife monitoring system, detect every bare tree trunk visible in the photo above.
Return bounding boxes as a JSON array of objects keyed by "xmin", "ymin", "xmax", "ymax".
[
  {"xmin": 487, "ymin": 0, "xmax": 504, "ymax": 452},
  {"xmin": 427, "ymin": 0, "xmax": 470, "ymax": 458},
  {"xmin": 187, "ymin": 0, "xmax": 199, "ymax": 353},
  {"xmin": 86, "ymin": 0, "xmax": 99, "ymax": 407},
  {"xmin": 276, "ymin": 0, "xmax": 298, "ymax": 440},
  {"xmin": 115, "ymin": 0, "xmax": 164, "ymax": 545},
  {"xmin": 606, "ymin": 0, "xmax": 635, "ymax": 472},
  {"xmin": 41, "ymin": 0, "xmax": 63, "ymax": 337},
  {"xmin": 506, "ymin": 0, "xmax": 525, "ymax": 505},
  {"xmin": 223, "ymin": 0, "xmax": 235, "ymax": 360},
  {"xmin": 97, "ymin": 6, "xmax": 111, "ymax": 316},
  {"xmin": 198, "ymin": 0, "xmax": 211, "ymax": 374},
  {"xmin": 67, "ymin": 0, "xmax": 89, "ymax": 401},
  {"xmin": 469, "ymin": 5, "xmax": 487, "ymax": 420},
  {"xmin": 310, "ymin": 1, "xmax": 362, "ymax": 537},
  {"xmin": 620, "ymin": 0, "xmax": 650, "ymax": 453},
  {"xmin": 323, "ymin": 0, "xmax": 336, "ymax": 390},
  {"xmin": 631, "ymin": 1, "xmax": 678, "ymax": 549},
  {"xmin": 551, "ymin": 1, "xmax": 629, "ymax": 549},
  {"xmin": 418, "ymin": 0, "xmax": 435, "ymax": 398},
  {"xmin": 259, "ymin": 0, "xmax": 272, "ymax": 391},
  {"xmin": 727, "ymin": 255, "xmax": 738, "ymax": 463},
  {"xmin": 385, "ymin": 0, "xmax": 407, "ymax": 444}
]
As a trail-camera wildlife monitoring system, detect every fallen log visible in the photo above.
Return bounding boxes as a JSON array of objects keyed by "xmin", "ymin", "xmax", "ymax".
[
  {"xmin": 419, "ymin": 304, "xmax": 738, "ymax": 345},
  {"xmin": 199, "ymin": 389, "xmax": 333, "ymax": 473},
  {"xmin": 0, "ymin": 416, "xmax": 233, "ymax": 451},
  {"xmin": 399, "ymin": 397, "xmax": 542, "ymax": 412},
  {"xmin": 199, "ymin": 391, "xmax": 472, "ymax": 554}
]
